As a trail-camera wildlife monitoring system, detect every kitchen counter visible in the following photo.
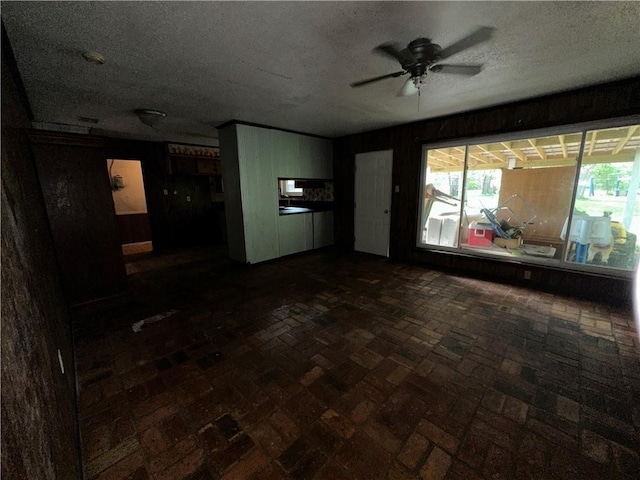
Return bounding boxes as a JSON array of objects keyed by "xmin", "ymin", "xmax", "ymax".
[
  {"xmin": 279, "ymin": 204, "xmax": 333, "ymax": 215},
  {"xmin": 279, "ymin": 206, "xmax": 312, "ymax": 215}
]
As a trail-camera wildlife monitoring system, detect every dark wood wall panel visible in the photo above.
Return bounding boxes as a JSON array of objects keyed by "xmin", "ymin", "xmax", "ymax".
[
  {"xmin": 334, "ymin": 76, "xmax": 640, "ymax": 304},
  {"xmin": 1, "ymin": 26, "xmax": 81, "ymax": 479},
  {"xmin": 412, "ymin": 249, "xmax": 633, "ymax": 304},
  {"xmin": 116, "ymin": 213, "xmax": 152, "ymax": 244},
  {"xmin": 31, "ymin": 138, "xmax": 128, "ymax": 306},
  {"xmin": 162, "ymin": 175, "xmax": 220, "ymax": 249}
]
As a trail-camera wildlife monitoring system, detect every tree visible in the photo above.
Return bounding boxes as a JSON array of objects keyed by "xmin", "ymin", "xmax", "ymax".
[{"xmin": 592, "ymin": 163, "xmax": 622, "ymax": 193}]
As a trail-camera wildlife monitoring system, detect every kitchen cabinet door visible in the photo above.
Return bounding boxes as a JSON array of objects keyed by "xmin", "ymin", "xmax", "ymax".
[
  {"xmin": 313, "ymin": 211, "xmax": 334, "ymax": 249},
  {"xmin": 278, "ymin": 214, "xmax": 313, "ymax": 257},
  {"xmin": 297, "ymin": 135, "xmax": 315, "ymax": 177},
  {"xmin": 308, "ymin": 137, "xmax": 333, "ymax": 178},
  {"xmin": 272, "ymin": 130, "xmax": 300, "ymax": 178}
]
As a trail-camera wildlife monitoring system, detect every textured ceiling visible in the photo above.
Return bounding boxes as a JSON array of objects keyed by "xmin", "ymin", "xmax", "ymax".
[{"xmin": 2, "ymin": 1, "xmax": 640, "ymax": 145}]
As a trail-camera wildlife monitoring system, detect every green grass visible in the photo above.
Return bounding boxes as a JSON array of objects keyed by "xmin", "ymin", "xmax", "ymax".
[{"xmin": 574, "ymin": 194, "xmax": 640, "ymax": 219}]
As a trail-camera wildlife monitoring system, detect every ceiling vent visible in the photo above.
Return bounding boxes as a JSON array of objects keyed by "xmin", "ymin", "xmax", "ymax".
[
  {"xmin": 32, "ymin": 122, "xmax": 91, "ymax": 134},
  {"xmin": 78, "ymin": 116, "xmax": 99, "ymax": 124}
]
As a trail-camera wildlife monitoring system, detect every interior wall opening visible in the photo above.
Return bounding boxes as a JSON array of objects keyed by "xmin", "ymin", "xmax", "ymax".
[{"xmin": 107, "ymin": 159, "xmax": 153, "ymax": 257}]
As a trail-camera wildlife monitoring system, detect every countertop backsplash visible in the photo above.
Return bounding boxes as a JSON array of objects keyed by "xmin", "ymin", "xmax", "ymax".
[{"xmin": 301, "ymin": 181, "xmax": 334, "ymax": 201}]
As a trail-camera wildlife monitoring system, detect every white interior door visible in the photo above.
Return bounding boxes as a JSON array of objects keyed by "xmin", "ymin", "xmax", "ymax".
[{"xmin": 355, "ymin": 150, "xmax": 393, "ymax": 256}]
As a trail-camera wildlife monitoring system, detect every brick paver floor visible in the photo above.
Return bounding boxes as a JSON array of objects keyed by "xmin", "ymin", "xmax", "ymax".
[{"xmin": 75, "ymin": 249, "xmax": 640, "ymax": 479}]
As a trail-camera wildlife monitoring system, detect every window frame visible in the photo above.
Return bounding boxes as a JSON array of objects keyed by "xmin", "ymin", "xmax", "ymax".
[
  {"xmin": 416, "ymin": 115, "xmax": 640, "ymax": 279},
  {"xmin": 279, "ymin": 179, "xmax": 304, "ymax": 197}
]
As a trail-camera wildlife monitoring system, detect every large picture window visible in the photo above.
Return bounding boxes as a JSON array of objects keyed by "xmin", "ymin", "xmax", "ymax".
[{"xmin": 417, "ymin": 121, "xmax": 640, "ymax": 275}]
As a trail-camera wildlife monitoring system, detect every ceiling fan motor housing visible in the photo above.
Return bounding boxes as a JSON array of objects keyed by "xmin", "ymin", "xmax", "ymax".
[{"xmin": 407, "ymin": 38, "xmax": 442, "ymax": 76}]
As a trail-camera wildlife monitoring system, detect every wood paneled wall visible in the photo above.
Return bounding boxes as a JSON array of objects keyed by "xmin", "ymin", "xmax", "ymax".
[
  {"xmin": 27, "ymin": 133, "xmax": 223, "ymax": 308},
  {"xmin": 31, "ymin": 135, "xmax": 128, "ymax": 307},
  {"xmin": 116, "ymin": 213, "xmax": 152, "ymax": 244},
  {"xmin": 334, "ymin": 77, "xmax": 640, "ymax": 303},
  {"xmin": 1, "ymin": 24, "xmax": 81, "ymax": 479}
]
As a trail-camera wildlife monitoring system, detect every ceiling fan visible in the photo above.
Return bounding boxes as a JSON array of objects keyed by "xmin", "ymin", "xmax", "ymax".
[{"xmin": 351, "ymin": 27, "xmax": 495, "ymax": 96}]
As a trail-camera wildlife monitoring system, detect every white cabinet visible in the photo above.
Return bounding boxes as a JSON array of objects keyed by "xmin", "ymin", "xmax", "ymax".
[
  {"xmin": 313, "ymin": 136, "xmax": 333, "ymax": 178},
  {"xmin": 278, "ymin": 214, "xmax": 313, "ymax": 257},
  {"xmin": 221, "ymin": 124, "xmax": 279, "ymax": 264},
  {"xmin": 299, "ymin": 135, "xmax": 333, "ymax": 178},
  {"xmin": 272, "ymin": 130, "xmax": 300, "ymax": 178},
  {"xmin": 313, "ymin": 211, "xmax": 334, "ymax": 249},
  {"xmin": 279, "ymin": 211, "xmax": 334, "ymax": 257},
  {"xmin": 297, "ymin": 135, "xmax": 314, "ymax": 177},
  {"xmin": 270, "ymin": 131, "xmax": 331, "ymax": 179},
  {"xmin": 236, "ymin": 125, "xmax": 279, "ymax": 264},
  {"xmin": 220, "ymin": 122, "xmax": 333, "ymax": 264}
]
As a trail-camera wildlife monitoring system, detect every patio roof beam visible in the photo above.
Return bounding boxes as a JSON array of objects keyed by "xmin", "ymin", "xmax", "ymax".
[
  {"xmin": 559, "ymin": 135, "xmax": 568, "ymax": 158},
  {"xmin": 588, "ymin": 131, "xmax": 598, "ymax": 156},
  {"xmin": 528, "ymin": 139, "xmax": 546, "ymax": 160},
  {"xmin": 501, "ymin": 142, "xmax": 527, "ymax": 162},
  {"xmin": 476, "ymin": 144, "xmax": 507, "ymax": 163},
  {"xmin": 612, "ymin": 126, "xmax": 639, "ymax": 155}
]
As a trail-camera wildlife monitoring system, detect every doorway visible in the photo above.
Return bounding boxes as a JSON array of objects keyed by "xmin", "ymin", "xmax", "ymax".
[
  {"xmin": 354, "ymin": 150, "xmax": 393, "ymax": 257},
  {"xmin": 107, "ymin": 159, "xmax": 153, "ymax": 258}
]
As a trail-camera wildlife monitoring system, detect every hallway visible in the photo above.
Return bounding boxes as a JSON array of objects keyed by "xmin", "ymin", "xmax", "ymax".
[{"xmin": 75, "ymin": 249, "xmax": 640, "ymax": 479}]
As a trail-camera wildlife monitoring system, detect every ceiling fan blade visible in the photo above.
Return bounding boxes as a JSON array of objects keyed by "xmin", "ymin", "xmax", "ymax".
[
  {"xmin": 430, "ymin": 64, "xmax": 482, "ymax": 76},
  {"xmin": 350, "ymin": 71, "xmax": 406, "ymax": 88},
  {"xmin": 397, "ymin": 78, "xmax": 418, "ymax": 97},
  {"xmin": 437, "ymin": 27, "xmax": 495, "ymax": 60},
  {"xmin": 374, "ymin": 43, "xmax": 416, "ymax": 67}
]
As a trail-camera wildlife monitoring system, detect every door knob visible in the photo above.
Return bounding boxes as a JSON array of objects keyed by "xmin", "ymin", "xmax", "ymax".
[{"xmin": 384, "ymin": 210, "xmax": 389, "ymax": 214}]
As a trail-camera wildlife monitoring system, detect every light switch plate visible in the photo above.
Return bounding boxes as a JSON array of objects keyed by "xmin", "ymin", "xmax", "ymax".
[{"xmin": 57, "ymin": 349, "xmax": 65, "ymax": 374}]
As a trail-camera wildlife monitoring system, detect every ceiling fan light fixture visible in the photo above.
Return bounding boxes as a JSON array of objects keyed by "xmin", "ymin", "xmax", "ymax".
[
  {"xmin": 412, "ymin": 74, "xmax": 428, "ymax": 88},
  {"xmin": 134, "ymin": 109, "xmax": 167, "ymax": 127}
]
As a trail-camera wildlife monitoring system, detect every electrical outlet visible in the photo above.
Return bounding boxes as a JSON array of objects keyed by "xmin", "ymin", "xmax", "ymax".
[
  {"xmin": 163, "ymin": 189, "xmax": 168, "ymax": 196},
  {"xmin": 186, "ymin": 196, "xmax": 191, "ymax": 202},
  {"xmin": 523, "ymin": 270, "xmax": 531, "ymax": 280},
  {"xmin": 395, "ymin": 185, "xmax": 400, "ymax": 193}
]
